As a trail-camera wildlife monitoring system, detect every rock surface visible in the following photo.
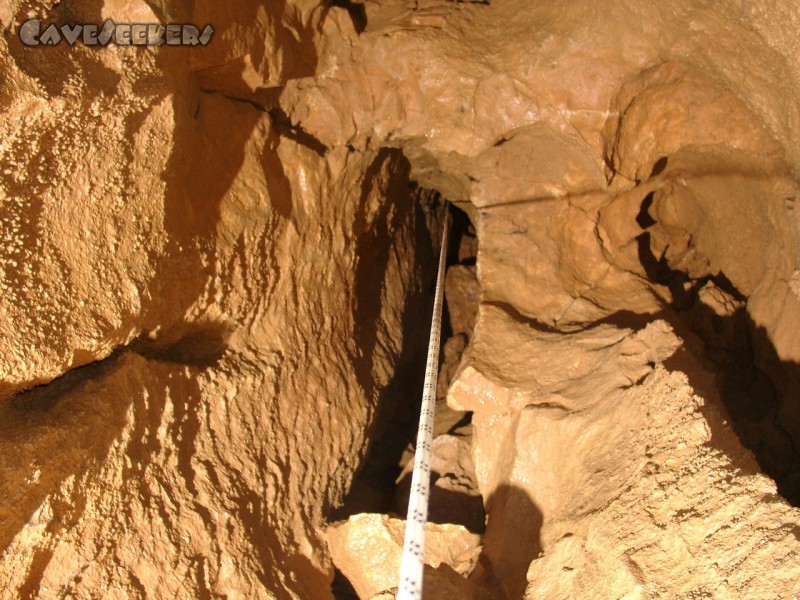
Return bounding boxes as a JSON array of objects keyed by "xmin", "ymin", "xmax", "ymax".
[
  {"xmin": 326, "ymin": 513, "xmax": 483, "ymax": 599},
  {"xmin": 445, "ymin": 265, "xmax": 479, "ymax": 337},
  {"xmin": 1, "ymin": 2, "xmax": 441, "ymax": 598},
  {"xmin": 1, "ymin": 0, "xmax": 800, "ymax": 598},
  {"xmin": 449, "ymin": 305, "xmax": 800, "ymax": 598}
]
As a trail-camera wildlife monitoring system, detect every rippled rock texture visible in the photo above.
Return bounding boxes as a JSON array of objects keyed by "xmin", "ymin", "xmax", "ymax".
[{"xmin": 2, "ymin": 0, "xmax": 800, "ymax": 598}]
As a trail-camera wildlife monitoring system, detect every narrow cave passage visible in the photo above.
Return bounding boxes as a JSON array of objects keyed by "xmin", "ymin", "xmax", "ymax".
[
  {"xmin": 328, "ymin": 201, "xmax": 483, "ymax": 598},
  {"xmin": 329, "ymin": 150, "xmax": 800, "ymax": 599}
]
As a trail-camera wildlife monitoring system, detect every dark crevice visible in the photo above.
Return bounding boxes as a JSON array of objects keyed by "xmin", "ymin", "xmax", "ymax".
[
  {"xmin": 131, "ymin": 322, "xmax": 231, "ymax": 368},
  {"xmin": 636, "ymin": 232, "xmax": 694, "ymax": 310},
  {"xmin": 329, "ymin": 203, "xmax": 445, "ymax": 519},
  {"xmin": 447, "ymin": 203, "xmax": 477, "ymax": 265},
  {"xmin": 327, "ymin": 168, "xmax": 443, "ymax": 526},
  {"xmin": 6, "ymin": 321, "xmax": 230, "ymax": 416},
  {"xmin": 328, "ymin": 0, "xmax": 367, "ymax": 33},
  {"xmin": 198, "ymin": 91, "xmax": 329, "ymax": 158},
  {"xmin": 328, "ymin": 194, "xmax": 484, "ymax": 600},
  {"xmin": 201, "ymin": 90, "xmax": 269, "ymax": 112},
  {"xmin": 331, "ymin": 568, "xmax": 359, "ymax": 600},
  {"xmin": 484, "ymin": 300, "xmax": 563, "ymax": 334},
  {"xmin": 7, "ymin": 348, "xmax": 128, "ymax": 413},
  {"xmin": 268, "ymin": 107, "xmax": 328, "ymax": 157},
  {"xmin": 394, "ymin": 471, "xmax": 485, "ymax": 533},
  {"xmin": 587, "ymin": 309, "xmax": 665, "ymax": 332},
  {"xmin": 446, "ymin": 411, "xmax": 473, "ymax": 433}
]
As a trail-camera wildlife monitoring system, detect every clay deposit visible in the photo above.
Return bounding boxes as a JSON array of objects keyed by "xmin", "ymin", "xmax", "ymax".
[{"xmin": 1, "ymin": 0, "xmax": 800, "ymax": 598}]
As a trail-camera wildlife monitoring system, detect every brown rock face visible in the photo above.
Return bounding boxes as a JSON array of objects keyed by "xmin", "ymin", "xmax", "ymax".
[
  {"xmin": 327, "ymin": 514, "xmax": 483, "ymax": 600},
  {"xmin": 1, "ymin": 2, "xmax": 442, "ymax": 598},
  {"xmin": 2, "ymin": 0, "xmax": 800, "ymax": 599},
  {"xmin": 445, "ymin": 265, "xmax": 479, "ymax": 337}
]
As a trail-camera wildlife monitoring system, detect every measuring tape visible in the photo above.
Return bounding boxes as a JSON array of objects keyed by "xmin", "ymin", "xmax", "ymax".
[{"xmin": 396, "ymin": 204, "xmax": 450, "ymax": 600}]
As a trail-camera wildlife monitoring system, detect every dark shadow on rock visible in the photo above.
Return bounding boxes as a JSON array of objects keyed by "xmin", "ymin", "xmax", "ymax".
[
  {"xmin": 268, "ymin": 106, "xmax": 327, "ymax": 159},
  {"xmin": 351, "ymin": 148, "xmax": 415, "ymax": 394},
  {"xmin": 331, "ymin": 568, "xmax": 360, "ymax": 600},
  {"xmin": 326, "ymin": 0, "xmax": 368, "ymax": 34},
  {"xmin": 447, "ymin": 203, "xmax": 477, "ymax": 266},
  {"xmin": 631, "ymin": 216, "xmax": 800, "ymax": 505},
  {"xmin": 660, "ymin": 311, "xmax": 800, "ymax": 504},
  {"xmin": 143, "ymin": 87, "xmax": 262, "ymax": 330},
  {"xmin": 131, "ymin": 321, "xmax": 232, "ymax": 368},
  {"xmin": 261, "ymin": 123, "xmax": 295, "ymax": 216},
  {"xmin": 328, "ymin": 156, "xmax": 443, "ymax": 520},
  {"xmin": 471, "ymin": 484, "xmax": 542, "ymax": 600},
  {"xmin": 737, "ymin": 317, "xmax": 800, "ymax": 501},
  {"xmin": 0, "ymin": 351, "xmax": 130, "ymax": 556},
  {"xmin": 589, "ymin": 308, "xmax": 672, "ymax": 333},
  {"xmin": 439, "ymin": 202, "xmax": 477, "ymax": 342},
  {"xmin": 393, "ymin": 471, "xmax": 486, "ymax": 534}
]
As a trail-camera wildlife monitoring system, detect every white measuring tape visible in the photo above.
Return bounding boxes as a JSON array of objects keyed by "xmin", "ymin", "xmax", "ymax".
[{"xmin": 396, "ymin": 204, "xmax": 450, "ymax": 600}]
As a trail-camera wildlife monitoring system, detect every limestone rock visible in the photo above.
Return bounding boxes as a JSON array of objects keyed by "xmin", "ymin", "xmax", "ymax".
[
  {"xmin": 190, "ymin": 1, "xmax": 323, "ymax": 95},
  {"xmin": 326, "ymin": 513, "xmax": 484, "ymax": 599},
  {"xmin": 3, "ymin": 0, "xmax": 800, "ymax": 598},
  {"xmin": 523, "ymin": 367, "xmax": 800, "ymax": 599},
  {"xmin": 450, "ymin": 302, "xmax": 800, "ymax": 599},
  {"xmin": 0, "ymin": 3, "xmax": 443, "ymax": 596},
  {"xmin": 604, "ymin": 61, "xmax": 783, "ymax": 182},
  {"xmin": 436, "ymin": 333, "xmax": 468, "ymax": 404},
  {"xmin": 445, "ymin": 265, "xmax": 479, "ymax": 336}
]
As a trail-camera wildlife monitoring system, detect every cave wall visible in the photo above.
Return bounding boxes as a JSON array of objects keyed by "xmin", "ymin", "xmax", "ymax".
[
  {"xmin": 0, "ymin": 2, "xmax": 439, "ymax": 598},
  {"xmin": 2, "ymin": 0, "xmax": 800, "ymax": 599},
  {"xmin": 277, "ymin": 0, "xmax": 800, "ymax": 597}
]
